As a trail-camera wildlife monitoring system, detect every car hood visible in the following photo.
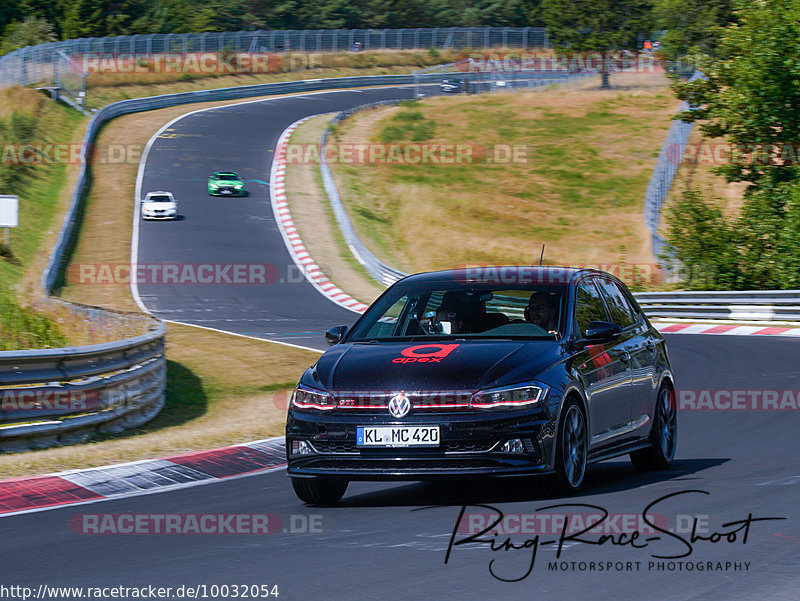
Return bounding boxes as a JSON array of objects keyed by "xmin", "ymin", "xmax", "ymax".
[
  {"xmin": 211, "ymin": 179, "xmax": 242, "ymax": 185},
  {"xmin": 307, "ymin": 340, "xmax": 562, "ymax": 393},
  {"xmin": 142, "ymin": 201, "xmax": 176, "ymax": 210}
]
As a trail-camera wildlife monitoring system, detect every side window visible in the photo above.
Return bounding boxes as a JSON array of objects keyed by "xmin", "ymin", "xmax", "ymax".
[
  {"xmin": 575, "ymin": 280, "xmax": 607, "ymax": 336},
  {"xmin": 596, "ymin": 279, "xmax": 636, "ymax": 328},
  {"xmin": 363, "ymin": 295, "xmax": 410, "ymax": 338}
]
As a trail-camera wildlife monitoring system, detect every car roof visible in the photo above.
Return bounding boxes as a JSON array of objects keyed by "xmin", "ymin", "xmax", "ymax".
[
  {"xmin": 394, "ymin": 266, "xmax": 606, "ymax": 287},
  {"xmin": 214, "ymin": 171, "xmax": 238, "ymax": 176},
  {"xmin": 144, "ymin": 191, "xmax": 174, "ymax": 197}
]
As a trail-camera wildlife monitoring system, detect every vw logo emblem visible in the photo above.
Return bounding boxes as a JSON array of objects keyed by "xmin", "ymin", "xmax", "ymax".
[{"xmin": 388, "ymin": 392, "xmax": 411, "ymax": 418}]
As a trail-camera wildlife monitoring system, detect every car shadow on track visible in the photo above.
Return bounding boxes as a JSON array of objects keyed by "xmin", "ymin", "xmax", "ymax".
[{"xmin": 337, "ymin": 457, "xmax": 730, "ymax": 507}]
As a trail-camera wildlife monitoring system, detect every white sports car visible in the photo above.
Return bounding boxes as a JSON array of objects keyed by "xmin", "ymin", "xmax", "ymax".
[{"xmin": 141, "ymin": 191, "xmax": 178, "ymax": 220}]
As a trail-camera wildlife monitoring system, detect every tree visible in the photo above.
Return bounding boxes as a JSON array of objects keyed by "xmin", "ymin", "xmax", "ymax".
[
  {"xmin": 0, "ymin": 17, "xmax": 57, "ymax": 54},
  {"xmin": 663, "ymin": 190, "xmax": 743, "ymax": 289},
  {"xmin": 540, "ymin": 0, "xmax": 654, "ymax": 87},
  {"xmin": 665, "ymin": 0, "xmax": 800, "ymax": 290},
  {"xmin": 675, "ymin": 0, "xmax": 800, "ymax": 186},
  {"xmin": 652, "ymin": 0, "xmax": 735, "ymax": 62}
]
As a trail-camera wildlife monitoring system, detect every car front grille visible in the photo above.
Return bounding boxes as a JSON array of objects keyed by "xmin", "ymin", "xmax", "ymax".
[{"xmin": 332, "ymin": 391, "xmax": 474, "ymax": 412}]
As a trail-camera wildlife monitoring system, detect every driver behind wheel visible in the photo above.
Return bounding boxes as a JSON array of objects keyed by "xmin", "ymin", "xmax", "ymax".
[{"xmin": 525, "ymin": 292, "xmax": 559, "ymax": 334}]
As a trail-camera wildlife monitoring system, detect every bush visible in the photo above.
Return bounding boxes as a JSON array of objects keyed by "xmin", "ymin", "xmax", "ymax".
[
  {"xmin": 392, "ymin": 110, "xmax": 424, "ymax": 122},
  {"xmin": 663, "ymin": 189, "xmax": 743, "ymax": 289}
]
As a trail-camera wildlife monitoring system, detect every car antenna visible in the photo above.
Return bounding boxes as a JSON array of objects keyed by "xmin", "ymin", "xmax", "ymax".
[{"xmin": 538, "ymin": 244, "xmax": 545, "ymax": 266}]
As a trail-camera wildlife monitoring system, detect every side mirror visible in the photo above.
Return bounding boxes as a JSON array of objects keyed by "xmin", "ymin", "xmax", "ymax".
[
  {"xmin": 325, "ymin": 325, "xmax": 348, "ymax": 345},
  {"xmin": 584, "ymin": 321, "xmax": 621, "ymax": 343}
]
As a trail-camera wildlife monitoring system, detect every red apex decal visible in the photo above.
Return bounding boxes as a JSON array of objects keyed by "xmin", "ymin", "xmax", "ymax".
[{"xmin": 393, "ymin": 344, "xmax": 459, "ymax": 364}]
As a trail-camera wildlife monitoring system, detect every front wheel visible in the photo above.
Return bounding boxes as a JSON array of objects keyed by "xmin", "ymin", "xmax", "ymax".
[
  {"xmin": 630, "ymin": 384, "xmax": 677, "ymax": 471},
  {"xmin": 291, "ymin": 477, "xmax": 348, "ymax": 505},
  {"xmin": 541, "ymin": 399, "xmax": 588, "ymax": 496}
]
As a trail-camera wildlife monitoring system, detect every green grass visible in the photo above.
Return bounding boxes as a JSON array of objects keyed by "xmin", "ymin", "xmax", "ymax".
[
  {"xmin": 0, "ymin": 295, "xmax": 69, "ymax": 350},
  {"xmin": 331, "ymin": 84, "xmax": 679, "ymax": 273},
  {"xmin": 0, "ymin": 91, "xmax": 87, "ymax": 349}
]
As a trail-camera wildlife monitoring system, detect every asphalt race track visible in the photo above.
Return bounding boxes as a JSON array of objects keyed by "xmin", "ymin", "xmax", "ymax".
[
  {"xmin": 5, "ymin": 87, "xmax": 800, "ymax": 600},
  {"xmin": 135, "ymin": 86, "xmax": 438, "ymax": 350}
]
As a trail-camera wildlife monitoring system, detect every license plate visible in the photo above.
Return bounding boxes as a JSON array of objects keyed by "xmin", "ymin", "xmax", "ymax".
[{"xmin": 356, "ymin": 425, "xmax": 439, "ymax": 448}]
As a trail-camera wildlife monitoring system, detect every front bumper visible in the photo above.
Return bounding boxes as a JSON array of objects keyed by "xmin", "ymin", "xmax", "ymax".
[
  {"xmin": 286, "ymin": 408, "xmax": 557, "ymax": 480},
  {"xmin": 142, "ymin": 212, "xmax": 176, "ymax": 220},
  {"xmin": 209, "ymin": 187, "xmax": 244, "ymax": 196}
]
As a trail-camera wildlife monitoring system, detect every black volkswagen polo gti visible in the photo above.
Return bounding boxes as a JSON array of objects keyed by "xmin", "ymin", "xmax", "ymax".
[{"xmin": 286, "ymin": 267, "xmax": 677, "ymax": 504}]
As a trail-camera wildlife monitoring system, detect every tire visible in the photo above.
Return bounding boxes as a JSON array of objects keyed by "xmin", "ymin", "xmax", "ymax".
[
  {"xmin": 291, "ymin": 477, "xmax": 348, "ymax": 505},
  {"xmin": 541, "ymin": 399, "xmax": 588, "ymax": 496},
  {"xmin": 630, "ymin": 384, "xmax": 677, "ymax": 471}
]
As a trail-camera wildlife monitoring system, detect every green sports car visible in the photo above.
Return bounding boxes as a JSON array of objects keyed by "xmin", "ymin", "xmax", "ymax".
[{"xmin": 208, "ymin": 171, "xmax": 245, "ymax": 196}]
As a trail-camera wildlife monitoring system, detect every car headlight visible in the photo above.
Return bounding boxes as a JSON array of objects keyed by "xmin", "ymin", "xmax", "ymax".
[
  {"xmin": 234, "ymin": 184, "xmax": 243, "ymax": 188},
  {"xmin": 471, "ymin": 383, "xmax": 549, "ymax": 409},
  {"xmin": 209, "ymin": 183, "xmax": 218, "ymax": 188},
  {"xmin": 291, "ymin": 384, "xmax": 336, "ymax": 411}
]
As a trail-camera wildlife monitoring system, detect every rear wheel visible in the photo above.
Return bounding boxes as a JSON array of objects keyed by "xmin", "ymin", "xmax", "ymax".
[
  {"xmin": 630, "ymin": 384, "xmax": 677, "ymax": 471},
  {"xmin": 541, "ymin": 399, "xmax": 587, "ymax": 496},
  {"xmin": 291, "ymin": 477, "xmax": 348, "ymax": 505}
]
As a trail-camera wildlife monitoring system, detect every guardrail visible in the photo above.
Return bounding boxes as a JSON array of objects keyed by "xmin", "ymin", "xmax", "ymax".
[
  {"xmin": 633, "ymin": 290, "xmax": 800, "ymax": 322},
  {"xmin": 0, "ymin": 307, "xmax": 165, "ymax": 452},
  {"xmin": 321, "ymin": 99, "xmax": 409, "ymax": 287}
]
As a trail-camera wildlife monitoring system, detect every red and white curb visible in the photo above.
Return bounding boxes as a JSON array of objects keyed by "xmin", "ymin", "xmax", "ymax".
[
  {"xmin": 0, "ymin": 438, "xmax": 285, "ymax": 517},
  {"xmin": 270, "ymin": 117, "xmax": 369, "ymax": 314},
  {"xmin": 653, "ymin": 322, "xmax": 800, "ymax": 337}
]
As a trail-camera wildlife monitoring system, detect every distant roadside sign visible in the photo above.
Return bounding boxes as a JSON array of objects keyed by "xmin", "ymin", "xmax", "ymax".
[{"xmin": 0, "ymin": 195, "xmax": 18, "ymax": 228}]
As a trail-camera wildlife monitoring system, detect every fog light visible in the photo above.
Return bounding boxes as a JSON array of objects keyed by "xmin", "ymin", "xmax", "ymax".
[
  {"xmin": 291, "ymin": 440, "xmax": 314, "ymax": 455},
  {"xmin": 502, "ymin": 438, "xmax": 524, "ymax": 454}
]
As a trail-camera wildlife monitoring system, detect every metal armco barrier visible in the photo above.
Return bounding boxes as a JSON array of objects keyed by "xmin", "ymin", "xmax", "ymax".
[
  {"xmin": 321, "ymin": 99, "xmax": 408, "ymax": 287},
  {"xmin": 633, "ymin": 290, "xmax": 800, "ymax": 322},
  {"xmin": 0, "ymin": 310, "xmax": 165, "ymax": 452}
]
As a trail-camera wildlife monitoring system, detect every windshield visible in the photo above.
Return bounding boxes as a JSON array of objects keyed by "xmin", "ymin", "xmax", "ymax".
[
  {"xmin": 347, "ymin": 283, "xmax": 568, "ymax": 342},
  {"xmin": 215, "ymin": 173, "xmax": 238, "ymax": 180},
  {"xmin": 148, "ymin": 195, "xmax": 172, "ymax": 203}
]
